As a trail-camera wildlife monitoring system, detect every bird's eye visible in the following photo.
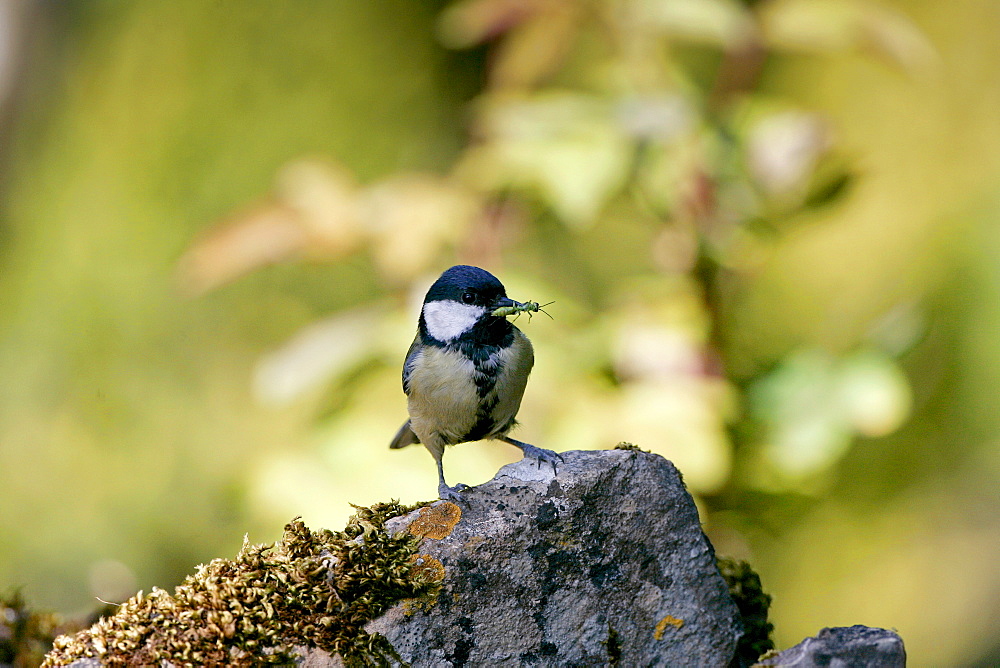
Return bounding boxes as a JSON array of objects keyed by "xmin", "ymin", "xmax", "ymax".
[{"xmin": 461, "ymin": 292, "xmax": 476, "ymax": 304}]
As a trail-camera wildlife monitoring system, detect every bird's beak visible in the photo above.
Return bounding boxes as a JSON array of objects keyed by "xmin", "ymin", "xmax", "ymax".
[
  {"xmin": 491, "ymin": 297, "xmax": 524, "ymax": 317},
  {"xmin": 494, "ymin": 297, "xmax": 516, "ymax": 310}
]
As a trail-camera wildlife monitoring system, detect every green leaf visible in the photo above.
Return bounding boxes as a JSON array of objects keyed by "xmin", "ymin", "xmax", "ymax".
[{"xmin": 749, "ymin": 347, "xmax": 911, "ymax": 479}]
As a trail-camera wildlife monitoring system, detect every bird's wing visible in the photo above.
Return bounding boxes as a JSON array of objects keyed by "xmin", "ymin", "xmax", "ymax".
[
  {"xmin": 389, "ymin": 420, "xmax": 420, "ymax": 449},
  {"xmin": 402, "ymin": 335, "xmax": 421, "ymax": 396},
  {"xmin": 488, "ymin": 327, "xmax": 535, "ymax": 435}
]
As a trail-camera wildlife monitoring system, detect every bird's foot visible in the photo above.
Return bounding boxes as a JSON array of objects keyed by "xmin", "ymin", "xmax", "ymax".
[
  {"xmin": 508, "ymin": 440, "xmax": 562, "ymax": 475},
  {"xmin": 500, "ymin": 436, "xmax": 562, "ymax": 473},
  {"xmin": 437, "ymin": 482, "xmax": 469, "ymax": 503}
]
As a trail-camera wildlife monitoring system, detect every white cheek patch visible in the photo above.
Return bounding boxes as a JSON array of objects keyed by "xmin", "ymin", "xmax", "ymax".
[{"xmin": 423, "ymin": 300, "xmax": 487, "ymax": 342}]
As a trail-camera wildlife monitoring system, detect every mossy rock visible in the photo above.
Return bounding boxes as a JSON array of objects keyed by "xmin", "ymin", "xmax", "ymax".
[{"xmin": 44, "ymin": 502, "xmax": 441, "ymax": 667}]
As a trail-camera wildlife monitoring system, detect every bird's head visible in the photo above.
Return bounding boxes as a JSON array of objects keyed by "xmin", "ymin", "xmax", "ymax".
[{"xmin": 419, "ymin": 265, "xmax": 524, "ymax": 344}]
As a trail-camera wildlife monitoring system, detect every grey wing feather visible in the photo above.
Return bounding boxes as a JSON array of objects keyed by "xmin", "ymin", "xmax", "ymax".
[
  {"xmin": 392, "ymin": 336, "xmax": 422, "ymax": 450},
  {"xmin": 389, "ymin": 420, "xmax": 420, "ymax": 449},
  {"xmin": 402, "ymin": 336, "xmax": 421, "ymax": 396}
]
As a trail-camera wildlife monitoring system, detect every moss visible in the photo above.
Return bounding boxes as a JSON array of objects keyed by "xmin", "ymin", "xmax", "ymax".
[
  {"xmin": 604, "ymin": 624, "xmax": 621, "ymax": 666},
  {"xmin": 44, "ymin": 502, "xmax": 442, "ymax": 667},
  {"xmin": 613, "ymin": 442, "xmax": 648, "ymax": 453},
  {"xmin": 754, "ymin": 648, "xmax": 782, "ymax": 664},
  {"xmin": 717, "ymin": 557, "xmax": 774, "ymax": 665}
]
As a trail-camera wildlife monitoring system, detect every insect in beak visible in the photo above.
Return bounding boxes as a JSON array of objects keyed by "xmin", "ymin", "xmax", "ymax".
[{"xmin": 491, "ymin": 300, "xmax": 554, "ymax": 321}]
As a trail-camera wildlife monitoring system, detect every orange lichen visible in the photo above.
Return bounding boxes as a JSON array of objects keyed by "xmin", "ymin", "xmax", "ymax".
[
  {"xmin": 407, "ymin": 502, "xmax": 462, "ymax": 539},
  {"xmin": 653, "ymin": 615, "xmax": 684, "ymax": 640},
  {"xmin": 408, "ymin": 554, "xmax": 446, "ymax": 583}
]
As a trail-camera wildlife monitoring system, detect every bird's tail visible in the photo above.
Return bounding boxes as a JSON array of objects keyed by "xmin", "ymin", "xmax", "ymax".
[{"xmin": 389, "ymin": 420, "xmax": 420, "ymax": 449}]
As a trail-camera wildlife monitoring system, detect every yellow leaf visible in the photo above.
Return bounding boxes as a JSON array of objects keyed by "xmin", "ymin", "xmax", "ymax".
[
  {"xmin": 273, "ymin": 158, "xmax": 364, "ymax": 256},
  {"xmin": 636, "ymin": 0, "xmax": 756, "ymax": 48},
  {"xmin": 363, "ymin": 174, "xmax": 479, "ymax": 282},
  {"xmin": 488, "ymin": 2, "xmax": 580, "ymax": 90}
]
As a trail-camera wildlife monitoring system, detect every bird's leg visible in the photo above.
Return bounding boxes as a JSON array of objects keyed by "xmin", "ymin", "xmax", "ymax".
[
  {"xmin": 433, "ymin": 448, "xmax": 467, "ymax": 503},
  {"xmin": 501, "ymin": 436, "xmax": 562, "ymax": 474}
]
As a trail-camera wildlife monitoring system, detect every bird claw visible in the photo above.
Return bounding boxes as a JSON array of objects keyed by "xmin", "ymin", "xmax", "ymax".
[
  {"xmin": 519, "ymin": 444, "xmax": 563, "ymax": 475},
  {"xmin": 438, "ymin": 483, "xmax": 468, "ymax": 503}
]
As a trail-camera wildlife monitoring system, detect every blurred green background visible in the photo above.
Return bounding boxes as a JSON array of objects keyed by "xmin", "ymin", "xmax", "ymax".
[{"xmin": 0, "ymin": 1, "xmax": 998, "ymax": 665}]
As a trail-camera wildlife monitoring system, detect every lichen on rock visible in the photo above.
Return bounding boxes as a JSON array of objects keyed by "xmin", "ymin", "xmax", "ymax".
[
  {"xmin": 364, "ymin": 449, "xmax": 744, "ymax": 666},
  {"xmin": 43, "ymin": 502, "xmax": 442, "ymax": 667}
]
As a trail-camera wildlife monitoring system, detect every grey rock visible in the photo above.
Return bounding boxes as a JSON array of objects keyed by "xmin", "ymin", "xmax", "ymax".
[
  {"xmin": 755, "ymin": 625, "xmax": 906, "ymax": 668},
  {"xmin": 362, "ymin": 448, "xmax": 743, "ymax": 666}
]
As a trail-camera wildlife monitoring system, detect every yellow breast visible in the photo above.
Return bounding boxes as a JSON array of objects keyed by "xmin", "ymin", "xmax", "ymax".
[
  {"xmin": 406, "ymin": 346, "xmax": 480, "ymax": 447},
  {"xmin": 406, "ymin": 328, "xmax": 534, "ymax": 449}
]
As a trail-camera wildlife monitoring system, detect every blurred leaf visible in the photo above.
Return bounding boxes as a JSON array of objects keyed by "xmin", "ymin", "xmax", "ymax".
[
  {"xmin": 177, "ymin": 159, "xmax": 362, "ymax": 295},
  {"xmin": 634, "ymin": 130, "xmax": 705, "ymax": 217},
  {"xmin": 440, "ymin": 0, "xmax": 583, "ymax": 88},
  {"xmin": 761, "ymin": 0, "xmax": 938, "ymax": 74},
  {"xmin": 362, "ymin": 174, "xmax": 480, "ymax": 282},
  {"xmin": 489, "ymin": 1, "xmax": 581, "ymax": 90},
  {"xmin": 610, "ymin": 297, "xmax": 708, "ymax": 382},
  {"xmin": 604, "ymin": 285, "xmax": 732, "ymax": 492},
  {"xmin": 617, "ymin": 94, "xmax": 693, "ymax": 142},
  {"xmin": 835, "ymin": 349, "xmax": 911, "ymax": 438},
  {"xmin": 180, "ymin": 165, "xmax": 478, "ymax": 291},
  {"xmin": 801, "ymin": 167, "xmax": 854, "ymax": 210},
  {"xmin": 866, "ymin": 302, "xmax": 926, "ymax": 356},
  {"xmin": 438, "ymin": 0, "xmax": 538, "ymax": 48},
  {"xmin": 273, "ymin": 159, "xmax": 366, "ymax": 256},
  {"xmin": 459, "ymin": 92, "xmax": 632, "ymax": 227},
  {"xmin": 614, "ymin": 321, "xmax": 703, "ymax": 379},
  {"xmin": 747, "ymin": 111, "xmax": 831, "ymax": 196},
  {"xmin": 750, "ymin": 347, "xmax": 911, "ymax": 480},
  {"xmin": 751, "ymin": 349, "xmax": 852, "ymax": 478},
  {"xmin": 253, "ymin": 306, "xmax": 385, "ymax": 405},
  {"xmin": 651, "ymin": 221, "xmax": 700, "ymax": 274},
  {"xmin": 176, "ymin": 202, "xmax": 308, "ymax": 295},
  {"xmin": 634, "ymin": 0, "xmax": 756, "ymax": 48}
]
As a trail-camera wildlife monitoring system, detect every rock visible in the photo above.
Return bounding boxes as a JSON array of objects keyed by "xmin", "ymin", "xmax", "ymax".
[
  {"xmin": 40, "ymin": 448, "xmax": 912, "ymax": 668},
  {"xmin": 46, "ymin": 449, "xmax": 745, "ymax": 667},
  {"xmin": 361, "ymin": 448, "xmax": 743, "ymax": 666},
  {"xmin": 755, "ymin": 625, "xmax": 906, "ymax": 667}
]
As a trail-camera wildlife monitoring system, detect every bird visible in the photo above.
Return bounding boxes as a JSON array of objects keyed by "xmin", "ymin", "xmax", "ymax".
[{"xmin": 389, "ymin": 265, "xmax": 560, "ymax": 501}]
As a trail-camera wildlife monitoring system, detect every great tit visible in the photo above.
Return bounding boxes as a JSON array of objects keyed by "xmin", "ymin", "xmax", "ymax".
[{"xmin": 389, "ymin": 265, "xmax": 560, "ymax": 501}]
